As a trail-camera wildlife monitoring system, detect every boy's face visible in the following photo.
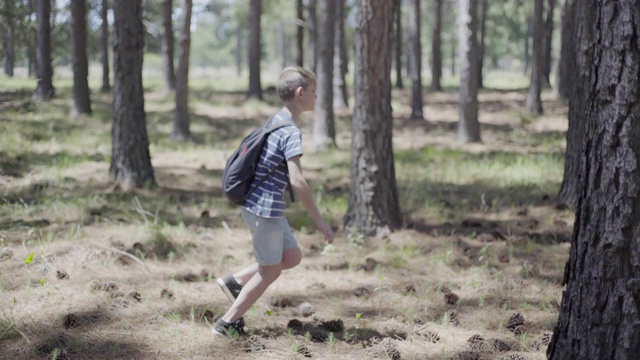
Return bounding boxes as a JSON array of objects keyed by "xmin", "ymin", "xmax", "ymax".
[{"xmin": 299, "ymin": 83, "xmax": 316, "ymax": 112}]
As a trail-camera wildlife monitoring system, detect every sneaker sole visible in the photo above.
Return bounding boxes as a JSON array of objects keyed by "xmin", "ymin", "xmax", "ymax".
[{"xmin": 216, "ymin": 277, "xmax": 236, "ymax": 303}]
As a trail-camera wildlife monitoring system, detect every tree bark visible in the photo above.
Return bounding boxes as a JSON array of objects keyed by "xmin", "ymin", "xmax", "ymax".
[
  {"xmin": 312, "ymin": 0, "xmax": 335, "ymax": 151},
  {"xmin": 477, "ymin": 0, "xmax": 488, "ymax": 89},
  {"xmin": 393, "ymin": 0, "xmax": 403, "ymax": 89},
  {"xmin": 523, "ymin": 17, "xmax": 532, "ymax": 75},
  {"xmin": 556, "ymin": 0, "xmax": 575, "ymax": 99},
  {"xmin": 161, "ymin": 0, "xmax": 176, "ymax": 93},
  {"xmin": 333, "ymin": 0, "xmax": 348, "ymax": 109},
  {"xmin": 246, "ymin": 0, "xmax": 262, "ymax": 100},
  {"xmin": 110, "ymin": 0, "xmax": 155, "ymax": 189},
  {"xmin": 407, "ymin": 0, "xmax": 423, "ymax": 119},
  {"xmin": 450, "ymin": 32, "xmax": 456, "ymax": 76},
  {"xmin": 307, "ymin": 0, "xmax": 317, "ymax": 73},
  {"xmin": 541, "ymin": 0, "xmax": 556, "ymax": 89},
  {"xmin": 430, "ymin": 0, "xmax": 443, "ymax": 91},
  {"xmin": 345, "ymin": 0, "xmax": 400, "ymax": 236},
  {"xmin": 548, "ymin": 2, "xmax": 640, "ymax": 358},
  {"xmin": 172, "ymin": 0, "xmax": 192, "ymax": 141},
  {"xmin": 100, "ymin": 0, "xmax": 111, "ymax": 92},
  {"xmin": 457, "ymin": 0, "xmax": 481, "ymax": 143},
  {"xmin": 27, "ymin": 0, "xmax": 36, "ymax": 78},
  {"xmin": 70, "ymin": 0, "xmax": 92, "ymax": 116},
  {"xmin": 295, "ymin": 0, "xmax": 304, "ymax": 67},
  {"xmin": 525, "ymin": 0, "xmax": 544, "ymax": 115},
  {"xmin": 2, "ymin": 1, "xmax": 15, "ymax": 77},
  {"xmin": 235, "ymin": 21, "xmax": 242, "ymax": 76},
  {"xmin": 34, "ymin": 0, "xmax": 54, "ymax": 101}
]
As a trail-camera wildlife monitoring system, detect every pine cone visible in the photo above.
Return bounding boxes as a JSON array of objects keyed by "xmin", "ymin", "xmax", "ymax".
[
  {"xmin": 451, "ymin": 351, "xmax": 488, "ymax": 360},
  {"xmin": 320, "ymin": 319, "xmax": 344, "ymax": 332},
  {"xmin": 243, "ymin": 335, "xmax": 266, "ymax": 353},
  {"xmin": 297, "ymin": 345, "xmax": 312, "ymax": 357},
  {"xmin": 506, "ymin": 355, "xmax": 526, "ymax": 360},
  {"xmin": 422, "ymin": 330, "xmax": 440, "ymax": 343},
  {"xmin": 440, "ymin": 285, "xmax": 451, "ymax": 293},
  {"xmin": 513, "ymin": 325, "xmax": 527, "ymax": 336},
  {"xmin": 378, "ymin": 338, "xmax": 401, "ymax": 360},
  {"xmin": 467, "ymin": 334, "xmax": 484, "ymax": 343},
  {"xmin": 447, "ymin": 309, "xmax": 460, "ymax": 326},
  {"xmin": 540, "ymin": 330, "xmax": 553, "ymax": 345},
  {"xmin": 506, "ymin": 313, "xmax": 524, "ymax": 331},
  {"xmin": 445, "ymin": 292, "xmax": 460, "ymax": 305},
  {"xmin": 491, "ymin": 338, "xmax": 512, "ymax": 352}
]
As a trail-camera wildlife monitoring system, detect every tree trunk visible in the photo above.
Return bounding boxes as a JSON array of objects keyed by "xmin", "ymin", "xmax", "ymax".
[
  {"xmin": 100, "ymin": 0, "xmax": 111, "ymax": 92},
  {"xmin": 548, "ymin": 2, "xmax": 640, "ymax": 359},
  {"xmin": 70, "ymin": 0, "xmax": 91, "ymax": 116},
  {"xmin": 34, "ymin": 0, "xmax": 54, "ymax": 101},
  {"xmin": 312, "ymin": 0, "xmax": 335, "ymax": 151},
  {"xmin": 477, "ymin": 0, "xmax": 488, "ymax": 89},
  {"xmin": 557, "ymin": 0, "xmax": 588, "ymax": 207},
  {"xmin": 295, "ymin": 0, "xmax": 304, "ymax": 67},
  {"xmin": 541, "ymin": 0, "xmax": 556, "ymax": 89},
  {"xmin": 556, "ymin": 0, "xmax": 575, "ymax": 99},
  {"xmin": 276, "ymin": 24, "xmax": 286, "ymax": 70},
  {"xmin": 27, "ymin": 0, "xmax": 37, "ymax": 78},
  {"xmin": 524, "ymin": 17, "xmax": 532, "ymax": 75},
  {"xmin": 450, "ymin": 32, "xmax": 456, "ymax": 76},
  {"xmin": 2, "ymin": 4, "xmax": 15, "ymax": 77},
  {"xmin": 110, "ymin": 0, "xmax": 155, "ymax": 189},
  {"xmin": 345, "ymin": 0, "xmax": 401, "ymax": 236},
  {"xmin": 430, "ymin": 0, "xmax": 443, "ymax": 91},
  {"xmin": 457, "ymin": 0, "xmax": 481, "ymax": 143},
  {"xmin": 393, "ymin": 0, "xmax": 403, "ymax": 89},
  {"xmin": 172, "ymin": 0, "xmax": 192, "ymax": 141},
  {"xmin": 526, "ymin": 0, "xmax": 544, "ymax": 115},
  {"xmin": 408, "ymin": 0, "xmax": 423, "ymax": 119},
  {"xmin": 235, "ymin": 22, "xmax": 242, "ymax": 76},
  {"xmin": 307, "ymin": 0, "xmax": 317, "ymax": 73},
  {"xmin": 333, "ymin": 0, "xmax": 348, "ymax": 109},
  {"xmin": 246, "ymin": 0, "xmax": 262, "ymax": 100},
  {"xmin": 161, "ymin": 0, "xmax": 176, "ymax": 93}
]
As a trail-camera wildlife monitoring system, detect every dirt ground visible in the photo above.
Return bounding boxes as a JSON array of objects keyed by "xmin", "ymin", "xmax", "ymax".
[{"xmin": 0, "ymin": 84, "xmax": 571, "ymax": 360}]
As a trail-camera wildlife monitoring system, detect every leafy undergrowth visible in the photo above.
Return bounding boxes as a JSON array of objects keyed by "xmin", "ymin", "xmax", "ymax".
[{"xmin": 0, "ymin": 77, "xmax": 570, "ymax": 359}]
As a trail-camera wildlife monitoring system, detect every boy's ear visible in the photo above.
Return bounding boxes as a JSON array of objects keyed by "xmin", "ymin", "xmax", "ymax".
[{"xmin": 294, "ymin": 86, "xmax": 304, "ymax": 98}]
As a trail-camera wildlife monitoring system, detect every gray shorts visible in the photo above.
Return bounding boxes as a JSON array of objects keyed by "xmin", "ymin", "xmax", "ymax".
[{"xmin": 241, "ymin": 208, "xmax": 298, "ymax": 266}]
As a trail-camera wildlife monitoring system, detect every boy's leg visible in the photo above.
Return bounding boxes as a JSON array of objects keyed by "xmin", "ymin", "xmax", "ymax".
[{"xmin": 220, "ymin": 263, "xmax": 282, "ymax": 323}]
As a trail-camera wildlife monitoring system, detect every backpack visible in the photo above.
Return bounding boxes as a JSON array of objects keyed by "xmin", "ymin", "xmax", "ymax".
[{"xmin": 222, "ymin": 116, "xmax": 296, "ymax": 206}]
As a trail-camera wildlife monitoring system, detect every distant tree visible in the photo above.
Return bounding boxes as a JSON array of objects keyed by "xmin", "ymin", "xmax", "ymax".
[
  {"xmin": 525, "ymin": 0, "xmax": 544, "ymax": 115},
  {"xmin": 430, "ymin": 0, "xmax": 443, "ymax": 91},
  {"xmin": 307, "ymin": 0, "xmax": 317, "ymax": 72},
  {"xmin": 161, "ymin": 0, "xmax": 176, "ymax": 93},
  {"xmin": 312, "ymin": 0, "xmax": 335, "ymax": 151},
  {"xmin": 295, "ymin": 0, "xmax": 303, "ymax": 66},
  {"xmin": 393, "ymin": 0, "xmax": 403, "ymax": 89},
  {"xmin": 477, "ymin": 0, "xmax": 488, "ymax": 89},
  {"xmin": 110, "ymin": 0, "xmax": 155, "ymax": 189},
  {"xmin": 172, "ymin": 0, "xmax": 192, "ymax": 141},
  {"xmin": 34, "ymin": 0, "xmax": 54, "ymax": 101},
  {"xmin": 100, "ymin": 0, "xmax": 110, "ymax": 92},
  {"xmin": 2, "ymin": 0, "xmax": 15, "ymax": 77},
  {"xmin": 541, "ymin": 0, "xmax": 556, "ymax": 89},
  {"xmin": 246, "ymin": 0, "xmax": 262, "ymax": 99},
  {"xmin": 408, "ymin": 0, "xmax": 423, "ymax": 119},
  {"xmin": 345, "ymin": 0, "xmax": 400, "ymax": 236},
  {"xmin": 235, "ymin": 21, "xmax": 242, "ymax": 76},
  {"xmin": 333, "ymin": 0, "xmax": 348, "ymax": 109},
  {"xmin": 548, "ymin": 2, "xmax": 640, "ymax": 359},
  {"xmin": 457, "ymin": 0, "xmax": 481, "ymax": 143},
  {"xmin": 276, "ymin": 24, "xmax": 286, "ymax": 70},
  {"xmin": 70, "ymin": 0, "xmax": 91, "ymax": 116},
  {"xmin": 523, "ymin": 17, "xmax": 531, "ymax": 74},
  {"xmin": 556, "ymin": 0, "xmax": 575, "ymax": 99}
]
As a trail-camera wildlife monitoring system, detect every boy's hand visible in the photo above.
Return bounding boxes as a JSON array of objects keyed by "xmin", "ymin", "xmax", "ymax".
[{"xmin": 316, "ymin": 219, "xmax": 334, "ymax": 244}]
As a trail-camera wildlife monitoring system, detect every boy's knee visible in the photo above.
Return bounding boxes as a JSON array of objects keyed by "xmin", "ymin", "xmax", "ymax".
[
  {"xmin": 281, "ymin": 247, "xmax": 302, "ymax": 270},
  {"xmin": 259, "ymin": 264, "xmax": 282, "ymax": 283}
]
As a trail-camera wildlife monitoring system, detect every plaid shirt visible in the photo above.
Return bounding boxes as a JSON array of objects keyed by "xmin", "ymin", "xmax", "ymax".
[{"xmin": 243, "ymin": 111, "xmax": 303, "ymax": 218}]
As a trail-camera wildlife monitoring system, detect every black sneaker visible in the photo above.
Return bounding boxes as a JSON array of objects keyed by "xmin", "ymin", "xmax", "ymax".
[
  {"xmin": 212, "ymin": 318, "xmax": 246, "ymax": 339},
  {"xmin": 217, "ymin": 274, "xmax": 243, "ymax": 302}
]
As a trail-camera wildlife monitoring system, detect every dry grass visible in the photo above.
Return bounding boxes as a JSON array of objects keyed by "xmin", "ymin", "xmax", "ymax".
[{"xmin": 0, "ymin": 70, "xmax": 570, "ymax": 360}]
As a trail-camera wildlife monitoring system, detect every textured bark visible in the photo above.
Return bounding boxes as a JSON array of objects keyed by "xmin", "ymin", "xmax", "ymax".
[
  {"xmin": 246, "ymin": 0, "xmax": 262, "ymax": 100},
  {"xmin": 477, "ymin": 0, "xmax": 488, "ymax": 89},
  {"xmin": 34, "ymin": 0, "xmax": 54, "ymax": 101},
  {"xmin": 548, "ymin": 2, "xmax": 640, "ymax": 358},
  {"xmin": 524, "ymin": 17, "xmax": 532, "ymax": 75},
  {"xmin": 393, "ymin": 0, "xmax": 403, "ymax": 89},
  {"xmin": 345, "ymin": 0, "xmax": 400, "ymax": 236},
  {"xmin": 100, "ymin": 0, "xmax": 111, "ymax": 92},
  {"xmin": 312, "ymin": 0, "xmax": 335, "ymax": 151},
  {"xmin": 172, "ymin": 0, "xmax": 192, "ymax": 141},
  {"xmin": 541, "ymin": 0, "xmax": 556, "ymax": 89},
  {"xmin": 307, "ymin": 0, "xmax": 317, "ymax": 72},
  {"xmin": 27, "ymin": 0, "xmax": 36, "ymax": 78},
  {"xmin": 161, "ymin": 0, "xmax": 176, "ymax": 93},
  {"xmin": 557, "ymin": 0, "xmax": 575, "ymax": 99},
  {"xmin": 295, "ymin": 0, "xmax": 304, "ymax": 66},
  {"xmin": 333, "ymin": 0, "xmax": 348, "ymax": 109},
  {"xmin": 430, "ymin": 0, "xmax": 443, "ymax": 91},
  {"xmin": 110, "ymin": 0, "xmax": 155, "ymax": 189},
  {"xmin": 3, "ymin": 1, "xmax": 15, "ymax": 77},
  {"xmin": 70, "ymin": 0, "xmax": 92, "ymax": 116},
  {"xmin": 457, "ymin": 0, "xmax": 481, "ymax": 143},
  {"xmin": 408, "ymin": 0, "xmax": 423, "ymax": 119},
  {"xmin": 525, "ymin": 0, "xmax": 544, "ymax": 115}
]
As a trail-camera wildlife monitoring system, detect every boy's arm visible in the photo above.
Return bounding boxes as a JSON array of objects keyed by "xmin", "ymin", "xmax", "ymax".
[{"xmin": 287, "ymin": 155, "xmax": 334, "ymax": 244}]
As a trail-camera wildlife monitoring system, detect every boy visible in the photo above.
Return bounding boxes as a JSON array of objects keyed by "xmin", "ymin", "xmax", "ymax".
[{"xmin": 213, "ymin": 67, "xmax": 334, "ymax": 338}]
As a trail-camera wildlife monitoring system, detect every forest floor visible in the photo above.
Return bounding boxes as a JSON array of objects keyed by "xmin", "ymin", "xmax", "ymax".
[{"xmin": 0, "ymin": 74, "xmax": 571, "ymax": 360}]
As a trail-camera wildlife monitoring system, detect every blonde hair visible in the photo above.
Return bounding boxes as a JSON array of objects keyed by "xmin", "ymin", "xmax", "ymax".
[{"xmin": 277, "ymin": 67, "xmax": 316, "ymax": 101}]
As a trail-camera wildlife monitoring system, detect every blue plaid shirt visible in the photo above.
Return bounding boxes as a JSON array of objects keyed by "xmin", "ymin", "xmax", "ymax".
[{"xmin": 243, "ymin": 111, "xmax": 303, "ymax": 218}]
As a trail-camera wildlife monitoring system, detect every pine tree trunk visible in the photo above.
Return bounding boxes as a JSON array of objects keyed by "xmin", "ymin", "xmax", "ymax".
[
  {"xmin": 161, "ymin": 0, "xmax": 176, "ymax": 93},
  {"xmin": 523, "ymin": 17, "xmax": 532, "ymax": 75},
  {"xmin": 457, "ymin": 0, "xmax": 481, "ymax": 143},
  {"xmin": 172, "ymin": 0, "xmax": 192, "ymax": 141},
  {"xmin": 477, "ymin": 0, "xmax": 488, "ymax": 89},
  {"xmin": 70, "ymin": 0, "xmax": 91, "ymax": 116},
  {"xmin": 235, "ymin": 22, "xmax": 242, "ymax": 76},
  {"xmin": 110, "ymin": 0, "xmax": 155, "ymax": 189},
  {"xmin": 333, "ymin": 0, "xmax": 348, "ymax": 109},
  {"xmin": 408, "ymin": 0, "xmax": 423, "ymax": 119},
  {"xmin": 312, "ymin": 0, "xmax": 335, "ymax": 151},
  {"xmin": 295, "ymin": 0, "xmax": 304, "ymax": 67},
  {"xmin": 548, "ymin": 2, "xmax": 640, "ymax": 358},
  {"xmin": 246, "ymin": 0, "xmax": 262, "ymax": 100},
  {"xmin": 541, "ymin": 0, "xmax": 556, "ymax": 89},
  {"xmin": 3, "ymin": 1, "xmax": 15, "ymax": 78},
  {"xmin": 430, "ymin": 0, "xmax": 443, "ymax": 91},
  {"xmin": 526, "ymin": 0, "xmax": 544, "ymax": 115},
  {"xmin": 34, "ymin": 0, "xmax": 54, "ymax": 101},
  {"xmin": 557, "ymin": 0, "xmax": 575, "ymax": 99},
  {"xmin": 307, "ymin": 0, "xmax": 317, "ymax": 73},
  {"xmin": 393, "ymin": 0, "xmax": 403, "ymax": 89},
  {"xmin": 27, "ymin": 0, "xmax": 36, "ymax": 78},
  {"xmin": 345, "ymin": 0, "xmax": 400, "ymax": 236},
  {"xmin": 100, "ymin": 0, "xmax": 110, "ymax": 92}
]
